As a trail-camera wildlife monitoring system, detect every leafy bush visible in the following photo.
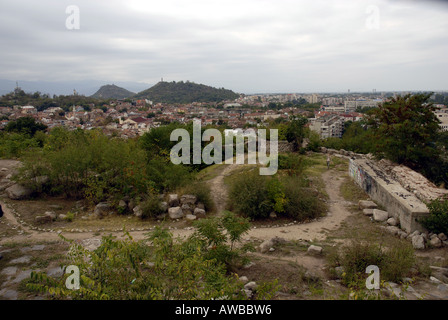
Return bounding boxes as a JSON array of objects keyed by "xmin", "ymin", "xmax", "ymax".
[
  {"xmin": 182, "ymin": 181, "xmax": 215, "ymax": 212},
  {"xmin": 228, "ymin": 170, "xmax": 273, "ymax": 219},
  {"xmin": 139, "ymin": 194, "xmax": 165, "ymax": 219},
  {"xmin": 282, "ymin": 176, "xmax": 326, "ymax": 221},
  {"xmin": 228, "ymin": 170, "xmax": 325, "ymax": 221},
  {"xmin": 26, "ymin": 216, "xmax": 276, "ymax": 300},
  {"xmin": 328, "ymin": 240, "xmax": 416, "ymax": 286},
  {"xmin": 191, "ymin": 211, "xmax": 253, "ymax": 269},
  {"xmin": 420, "ymin": 199, "xmax": 448, "ymax": 235}
]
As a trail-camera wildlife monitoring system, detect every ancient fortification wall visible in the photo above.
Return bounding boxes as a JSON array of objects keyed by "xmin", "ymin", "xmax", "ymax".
[{"xmin": 322, "ymin": 147, "xmax": 448, "ymax": 233}]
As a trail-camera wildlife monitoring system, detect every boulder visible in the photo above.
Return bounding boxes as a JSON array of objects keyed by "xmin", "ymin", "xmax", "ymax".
[
  {"xmin": 244, "ymin": 281, "xmax": 258, "ymax": 292},
  {"xmin": 181, "ymin": 203, "xmax": 193, "ymax": 215},
  {"xmin": 168, "ymin": 194, "xmax": 179, "ymax": 207},
  {"xmin": 44, "ymin": 211, "xmax": 57, "ymax": 221},
  {"xmin": 185, "ymin": 214, "xmax": 197, "ymax": 221},
  {"xmin": 307, "ymin": 245, "xmax": 323, "ymax": 255},
  {"xmin": 58, "ymin": 214, "xmax": 68, "ymax": 221},
  {"xmin": 160, "ymin": 201, "xmax": 168, "ymax": 212},
  {"xmin": 358, "ymin": 200, "xmax": 378, "ymax": 210},
  {"xmin": 5, "ymin": 184, "xmax": 32, "ymax": 200},
  {"xmin": 168, "ymin": 207, "xmax": 183, "ymax": 219},
  {"xmin": 387, "ymin": 218, "xmax": 398, "ymax": 226},
  {"xmin": 259, "ymin": 239, "xmax": 275, "ymax": 253},
  {"xmin": 35, "ymin": 215, "xmax": 52, "ymax": 224},
  {"xmin": 384, "ymin": 226, "xmax": 401, "ymax": 236},
  {"xmin": 196, "ymin": 202, "xmax": 205, "ymax": 210},
  {"xmin": 118, "ymin": 200, "xmax": 127, "ymax": 210},
  {"xmin": 438, "ymin": 233, "xmax": 447, "ymax": 241},
  {"xmin": 373, "ymin": 209, "xmax": 389, "ymax": 222},
  {"xmin": 94, "ymin": 202, "xmax": 112, "ymax": 218},
  {"xmin": 133, "ymin": 205, "xmax": 143, "ymax": 218},
  {"xmin": 180, "ymin": 194, "xmax": 197, "ymax": 205},
  {"xmin": 362, "ymin": 209, "xmax": 374, "ymax": 216},
  {"xmin": 193, "ymin": 208, "xmax": 206, "ymax": 219},
  {"xmin": 269, "ymin": 212, "xmax": 277, "ymax": 219},
  {"xmin": 412, "ymin": 235, "xmax": 426, "ymax": 250},
  {"xmin": 430, "ymin": 237, "xmax": 443, "ymax": 248}
]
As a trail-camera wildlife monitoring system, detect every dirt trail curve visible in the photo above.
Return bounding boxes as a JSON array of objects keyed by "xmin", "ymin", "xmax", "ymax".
[{"xmin": 0, "ymin": 164, "xmax": 353, "ymax": 245}]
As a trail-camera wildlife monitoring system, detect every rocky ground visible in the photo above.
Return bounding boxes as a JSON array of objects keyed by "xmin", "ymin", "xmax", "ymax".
[{"xmin": 0, "ymin": 157, "xmax": 447, "ymax": 300}]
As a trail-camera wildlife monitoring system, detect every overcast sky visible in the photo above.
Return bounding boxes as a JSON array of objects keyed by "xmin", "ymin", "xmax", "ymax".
[{"xmin": 0, "ymin": 0, "xmax": 447, "ymax": 94}]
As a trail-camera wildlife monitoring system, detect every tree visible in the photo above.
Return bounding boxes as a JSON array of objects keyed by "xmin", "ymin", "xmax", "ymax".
[
  {"xmin": 5, "ymin": 117, "xmax": 47, "ymax": 137},
  {"xmin": 286, "ymin": 115, "xmax": 308, "ymax": 151},
  {"xmin": 369, "ymin": 93, "xmax": 446, "ymax": 183}
]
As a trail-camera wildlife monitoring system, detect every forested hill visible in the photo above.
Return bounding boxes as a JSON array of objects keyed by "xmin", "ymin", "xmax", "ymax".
[
  {"xmin": 91, "ymin": 84, "xmax": 135, "ymax": 99},
  {"xmin": 133, "ymin": 81, "xmax": 240, "ymax": 103}
]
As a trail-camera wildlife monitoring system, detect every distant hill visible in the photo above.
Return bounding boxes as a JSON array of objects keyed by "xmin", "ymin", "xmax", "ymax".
[
  {"xmin": 91, "ymin": 84, "xmax": 135, "ymax": 99},
  {"xmin": 133, "ymin": 81, "xmax": 239, "ymax": 104}
]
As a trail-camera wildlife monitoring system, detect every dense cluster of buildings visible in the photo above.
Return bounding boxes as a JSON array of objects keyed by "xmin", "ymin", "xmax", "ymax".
[{"xmin": 1, "ymin": 92, "xmax": 447, "ymax": 139}]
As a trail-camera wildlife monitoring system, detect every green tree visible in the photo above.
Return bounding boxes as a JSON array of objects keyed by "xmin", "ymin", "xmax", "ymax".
[
  {"xmin": 5, "ymin": 117, "xmax": 47, "ymax": 136},
  {"xmin": 286, "ymin": 115, "xmax": 308, "ymax": 151},
  {"xmin": 369, "ymin": 94, "xmax": 444, "ymax": 182}
]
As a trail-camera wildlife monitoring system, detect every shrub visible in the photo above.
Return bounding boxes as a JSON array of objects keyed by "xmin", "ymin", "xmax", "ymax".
[
  {"xmin": 282, "ymin": 176, "xmax": 326, "ymax": 221},
  {"xmin": 228, "ymin": 170, "xmax": 272, "ymax": 219},
  {"xmin": 329, "ymin": 240, "xmax": 416, "ymax": 286},
  {"xmin": 182, "ymin": 181, "xmax": 214, "ymax": 212},
  {"xmin": 139, "ymin": 194, "xmax": 165, "ymax": 219},
  {"xmin": 26, "ymin": 217, "xmax": 276, "ymax": 300},
  {"xmin": 420, "ymin": 198, "xmax": 448, "ymax": 235}
]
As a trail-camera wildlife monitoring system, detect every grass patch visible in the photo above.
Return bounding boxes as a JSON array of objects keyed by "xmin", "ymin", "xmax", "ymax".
[{"xmin": 339, "ymin": 176, "xmax": 369, "ymax": 202}]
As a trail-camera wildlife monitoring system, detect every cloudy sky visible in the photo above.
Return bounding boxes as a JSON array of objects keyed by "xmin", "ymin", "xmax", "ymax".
[{"xmin": 0, "ymin": 0, "xmax": 447, "ymax": 94}]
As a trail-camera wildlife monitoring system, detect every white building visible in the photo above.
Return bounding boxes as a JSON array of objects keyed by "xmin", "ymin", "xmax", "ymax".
[
  {"xmin": 435, "ymin": 106, "xmax": 448, "ymax": 132},
  {"xmin": 344, "ymin": 99, "xmax": 382, "ymax": 112}
]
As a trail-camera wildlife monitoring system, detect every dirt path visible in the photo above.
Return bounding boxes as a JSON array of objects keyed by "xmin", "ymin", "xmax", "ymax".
[
  {"xmin": 245, "ymin": 168, "xmax": 353, "ymax": 242},
  {"xmin": 0, "ymin": 163, "xmax": 353, "ymax": 245}
]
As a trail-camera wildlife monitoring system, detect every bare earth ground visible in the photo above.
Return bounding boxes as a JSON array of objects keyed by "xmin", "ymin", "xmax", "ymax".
[{"xmin": 1, "ymin": 157, "xmax": 447, "ymax": 300}]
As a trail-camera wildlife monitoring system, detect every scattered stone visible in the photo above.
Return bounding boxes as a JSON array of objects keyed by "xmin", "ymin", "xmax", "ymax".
[
  {"xmin": 244, "ymin": 281, "xmax": 258, "ymax": 292},
  {"xmin": 168, "ymin": 206, "xmax": 183, "ymax": 219},
  {"xmin": 373, "ymin": 209, "xmax": 389, "ymax": 222},
  {"xmin": 334, "ymin": 266, "xmax": 345, "ymax": 279},
  {"xmin": 46, "ymin": 266, "xmax": 64, "ymax": 278},
  {"xmin": 44, "ymin": 211, "xmax": 57, "ymax": 221},
  {"xmin": 5, "ymin": 184, "xmax": 32, "ymax": 200},
  {"xmin": 358, "ymin": 200, "xmax": 377, "ymax": 210},
  {"xmin": 430, "ymin": 236, "xmax": 443, "ymax": 248},
  {"xmin": 384, "ymin": 226, "xmax": 401, "ymax": 236},
  {"xmin": 133, "ymin": 205, "xmax": 143, "ymax": 218},
  {"xmin": 438, "ymin": 233, "xmax": 447, "ymax": 241},
  {"xmin": 12, "ymin": 269, "xmax": 33, "ymax": 284},
  {"xmin": 58, "ymin": 214, "xmax": 67, "ymax": 221},
  {"xmin": 168, "ymin": 194, "xmax": 179, "ymax": 207},
  {"xmin": 181, "ymin": 203, "xmax": 193, "ymax": 215},
  {"xmin": 269, "ymin": 212, "xmax": 277, "ymax": 219},
  {"xmin": 239, "ymin": 276, "xmax": 249, "ymax": 284},
  {"xmin": 193, "ymin": 208, "xmax": 206, "ymax": 219},
  {"xmin": 0, "ymin": 289, "xmax": 18, "ymax": 300},
  {"xmin": 243, "ymin": 289, "xmax": 252, "ymax": 299},
  {"xmin": 118, "ymin": 200, "xmax": 127, "ymax": 210},
  {"xmin": 35, "ymin": 215, "xmax": 52, "ymax": 224},
  {"xmin": 21, "ymin": 245, "xmax": 45, "ymax": 253},
  {"xmin": 180, "ymin": 194, "xmax": 197, "ymax": 205},
  {"xmin": 1, "ymin": 266, "xmax": 18, "ymax": 276},
  {"xmin": 411, "ymin": 234, "xmax": 426, "ymax": 250},
  {"xmin": 196, "ymin": 202, "xmax": 205, "ymax": 210},
  {"xmin": 185, "ymin": 214, "xmax": 196, "ymax": 221},
  {"xmin": 94, "ymin": 202, "xmax": 113, "ymax": 218},
  {"xmin": 9, "ymin": 256, "xmax": 31, "ymax": 264},
  {"xmin": 307, "ymin": 245, "xmax": 323, "ymax": 255},
  {"xmin": 387, "ymin": 218, "xmax": 398, "ymax": 226},
  {"xmin": 160, "ymin": 201, "xmax": 168, "ymax": 212},
  {"xmin": 362, "ymin": 209, "xmax": 374, "ymax": 216}
]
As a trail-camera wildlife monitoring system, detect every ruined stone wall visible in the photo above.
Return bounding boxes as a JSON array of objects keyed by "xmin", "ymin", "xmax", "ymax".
[{"xmin": 349, "ymin": 158, "xmax": 430, "ymax": 233}]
